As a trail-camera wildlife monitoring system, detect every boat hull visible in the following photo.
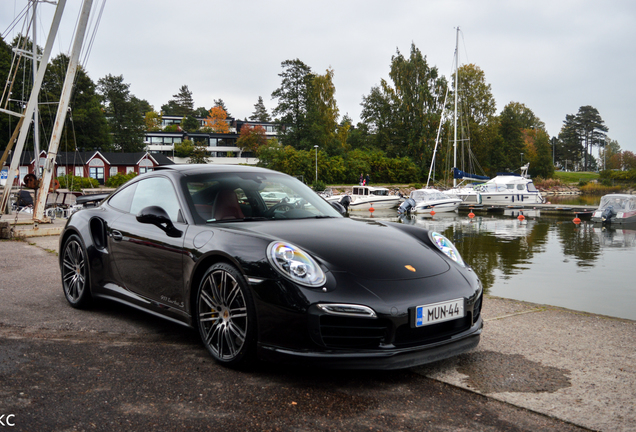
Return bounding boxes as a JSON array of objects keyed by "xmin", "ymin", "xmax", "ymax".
[{"xmin": 348, "ymin": 197, "xmax": 401, "ymax": 210}]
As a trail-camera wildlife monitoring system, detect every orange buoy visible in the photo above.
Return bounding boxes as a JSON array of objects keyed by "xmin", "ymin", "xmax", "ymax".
[
  {"xmin": 517, "ymin": 214, "xmax": 525, "ymax": 221},
  {"xmin": 430, "ymin": 210, "xmax": 436, "ymax": 216},
  {"xmin": 468, "ymin": 211, "xmax": 475, "ymax": 219},
  {"xmin": 573, "ymin": 216, "xmax": 581, "ymax": 224},
  {"xmin": 369, "ymin": 203, "xmax": 375, "ymax": 213}
]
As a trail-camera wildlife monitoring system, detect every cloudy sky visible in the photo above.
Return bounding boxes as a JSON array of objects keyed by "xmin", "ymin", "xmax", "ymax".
[{"xmin": 3, "ymin": 0, "xmax": 636, "ymax": 155}]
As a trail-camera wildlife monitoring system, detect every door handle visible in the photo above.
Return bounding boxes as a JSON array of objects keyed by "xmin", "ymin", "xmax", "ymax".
[{"xmin": 111, "ymin": 230, "xmax": 123, "ymax": 241}]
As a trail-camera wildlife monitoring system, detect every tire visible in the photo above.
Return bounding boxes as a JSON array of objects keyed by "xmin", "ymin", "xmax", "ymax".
[
  {"xmin": 196, "ymin": 262, "xmax": 256, "ymax": 366},
  {"xmin": 61, "ymin": 234, "xmax": 92, "ymax": 308}
]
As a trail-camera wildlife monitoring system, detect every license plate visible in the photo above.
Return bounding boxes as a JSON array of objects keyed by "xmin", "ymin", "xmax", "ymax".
[{"xmin": 414, "ymin": 298, "xmax": 464, "ymax": 327}]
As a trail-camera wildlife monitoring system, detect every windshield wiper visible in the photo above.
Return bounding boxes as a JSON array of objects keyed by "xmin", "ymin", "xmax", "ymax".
[{"xmin": 206, "ymin": 217, "xmax": 269, "ymax": 223}]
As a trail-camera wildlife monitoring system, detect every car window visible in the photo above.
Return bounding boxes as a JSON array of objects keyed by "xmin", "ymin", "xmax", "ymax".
[
  {"xmin": 130, "ymin": 176, "xmax": 182, "ymax": 222},
  {"xmin": 108, "ymin": 182, "xmax": 137, "ymax": 213}
]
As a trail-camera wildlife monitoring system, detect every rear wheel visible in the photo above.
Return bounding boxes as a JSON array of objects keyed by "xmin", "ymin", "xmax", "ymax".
[
  {"xmin": 61, "ymin": 234, "xmax": 92, "ymax": 308},
  {"xmin": 196, "ymin": 262, "xmax": 256, "ymax": 366}
]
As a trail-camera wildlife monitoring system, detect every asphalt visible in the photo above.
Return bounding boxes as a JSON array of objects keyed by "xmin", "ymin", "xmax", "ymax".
[{"xmin": 0, "ymin": 234, "xmax": 634, "ymax": 431}]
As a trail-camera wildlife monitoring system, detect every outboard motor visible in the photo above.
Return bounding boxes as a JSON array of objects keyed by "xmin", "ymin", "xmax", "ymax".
[
  {"xmin": 397, "ymin": 197, "xmax": 416, "ymax": 214},
  {"xmin": 339, "ymin": 195, "xmax": 351, "ymax": 211},
  {"xmin": 601, "ymin": 205, "xmax": 615, "ymax": 224}
]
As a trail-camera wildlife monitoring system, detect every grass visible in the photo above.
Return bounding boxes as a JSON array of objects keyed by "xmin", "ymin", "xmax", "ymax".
[{"xmin": 553, "ymin": 171, "xmax": 600, "ymax": 184}]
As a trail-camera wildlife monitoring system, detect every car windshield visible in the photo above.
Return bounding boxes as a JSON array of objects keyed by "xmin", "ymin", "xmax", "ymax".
[{"xmin": 183, "ymin": 171, "xmax": 342, "ymax": 223}]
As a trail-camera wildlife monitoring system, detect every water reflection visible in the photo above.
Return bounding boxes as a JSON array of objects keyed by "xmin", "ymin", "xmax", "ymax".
[{"xmin": 353, "ymin": 209, "xmax": 636, "ymax": 320}]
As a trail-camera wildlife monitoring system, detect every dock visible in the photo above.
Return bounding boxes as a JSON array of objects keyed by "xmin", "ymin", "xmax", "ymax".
[{"xmin": 458, "ymin": 202, "xmax": 596, "ymax": 219}]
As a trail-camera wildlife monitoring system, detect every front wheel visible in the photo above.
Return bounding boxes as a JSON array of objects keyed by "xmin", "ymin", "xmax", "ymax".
[
  {"xmin": 196, "ymin": 262, "xmax": 256, "ymax": 366},
  {"xmin": 61, "ymin": 234, "xmax": 92, "ymax": 308}
]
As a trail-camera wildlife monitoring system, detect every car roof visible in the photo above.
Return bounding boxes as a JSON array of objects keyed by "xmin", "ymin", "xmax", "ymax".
[{"xmin": 154, "ymin": 164, "xmax": 277, "ymax": 176}]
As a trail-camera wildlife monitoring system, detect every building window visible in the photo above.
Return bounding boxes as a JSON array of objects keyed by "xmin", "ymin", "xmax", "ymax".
[
  {"xmin": 57, "ymin": 166, "xmax": 66, "ymax": 177},
  {"xmin": 126, "ymin": 166, "xmax": 135, "ymax": 174},
  {"xmin": 75, "ymin": 166, "xmax": 83, "ymax": 177},
  {"xmin": 110, "ymin": 167, "xmax": 118, "ymax": 177},
  {"xmin": 89, "ymin": 167, "xmax": 104, "ymax": 183}
]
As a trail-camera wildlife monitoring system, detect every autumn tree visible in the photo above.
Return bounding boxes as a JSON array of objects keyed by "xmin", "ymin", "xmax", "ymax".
[
  {"xmin": 204, "ymin": 106, "xmax": 229, "ymax": 133},
  {"xmin": 250, "ymin": 96, "xmax": 271, "ymax": 122},
  {"xmin": 600, "ymin": 139, "xmax": 621, "ymax": 170},
  {"xmin": 144, "ymin": 111, "xmax": 162, "ymax": 131},
  {"xmin": 305, "ymin": 68, "xmax": 348, "ymax": 154},
  {"xmin": 236, "ymin": 124, "xmax": 267, "ymax": 157},
  {"xmin": 213, "ymin": 99, "xmax": 232, "ymax": 118}
]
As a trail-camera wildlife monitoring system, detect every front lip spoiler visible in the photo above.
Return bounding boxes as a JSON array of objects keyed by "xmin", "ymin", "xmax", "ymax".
[{"xmin": 257, "ymin": 319, "xmax": 483, "ymax": 370}]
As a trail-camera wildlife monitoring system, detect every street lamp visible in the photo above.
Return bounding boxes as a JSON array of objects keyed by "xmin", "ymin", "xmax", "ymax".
[{"xmin": 314, "ymin": 145, "xmax": 318, "ymax": 183}]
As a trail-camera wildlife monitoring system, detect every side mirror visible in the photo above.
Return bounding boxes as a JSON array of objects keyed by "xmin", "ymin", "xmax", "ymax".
[
  {"xmin": 329, "ymin": 201, "xmax": 347, "ymax": 216},
  {"xmin": 137, "ymin": 206, "xmax": 182, "ymax": 238}
]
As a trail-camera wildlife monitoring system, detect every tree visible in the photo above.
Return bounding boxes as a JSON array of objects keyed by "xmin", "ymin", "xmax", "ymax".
[
  {"xmin": 161, "ymin": 85, "xmax": 194, "ymax": 116},
  {"xmin": 41, "ymin": 53, "xmax": 111, "ymax": 151},
  {"xmin": 250, "ymin": 96, "xmax": 271, "ymax": 122},
  {"xmin": 361, "ymin": 43, "xmax": 447, "ymax": 178},
  {"xmin": 204, "ymin": 106, "xmax": 229, "ymax": 133},
  {"xmin": 498, "ymin": 102, "xmax": 527, "ymax": 171},
  {"xmin": 213, "ymin": 99, "xmax": 232, "ymax": 118},
  {"xmin": 271, "ymin": 59, "xmax": 313, "ymax": 148},
  {"xmin": 575, "ymin": 105, "xmax": 608, "ymax": 171},
  {"xmin": 144, "ymin": 111, "xmax": 163, "ymax": 131},
  {"xmin": 97, "ymin": 74, "xmax": 146, "ymax": 152},
  {"xmin": 600, "ymin": 139, "xmax": 621, "ymax": 170},
  {"xmin": 557, "ymin": 114, "xmax": 582, "ymax": 170},
  {"xmin": 306, "ymin": 68, "xmax": 342, "ymax": 154},
  {"xmin": 174, "ymin": 139, "xmax": 194, "ymax": 158},
  {"xmin": 236, "ymin": 124, "xmax": 267, "ymax": 157},
  {"xmin": 181, "ymin": 114, "xmax": 200, "ymax": 132},
  {"xmin": 455, "ymin": 64, "xmax": 496, "ymax": 126},
  {"xmin": 189, "ymin": 141, "xmax": 210, "ymax": 164}
]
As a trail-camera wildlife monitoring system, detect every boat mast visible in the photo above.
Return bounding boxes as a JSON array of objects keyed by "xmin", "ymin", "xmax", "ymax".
[
  {"xmin": 453, "ymin": 26, "xmax": 459, "ymax": 188},
  {"xmin": 34, "ymin": 0, "xmax": 94, "ymax": 221},
  {"xmin": 0, "ymin": 0, "xmax": 66, "ymax": 215},
  {"xmin": 32, "ymin": 0, "xmax": 41, "ymax": 177}
]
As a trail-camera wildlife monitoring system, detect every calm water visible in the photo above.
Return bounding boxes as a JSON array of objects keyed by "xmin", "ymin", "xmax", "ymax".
[{"xmin": 353, "ymin": 208, "xmax": 636, "ymax": 321}]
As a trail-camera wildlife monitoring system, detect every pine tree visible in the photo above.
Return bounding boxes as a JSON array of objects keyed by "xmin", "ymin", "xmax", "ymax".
[{"xmin": 250, "ymin": 96, "xmax": 271, "ymax": 122}]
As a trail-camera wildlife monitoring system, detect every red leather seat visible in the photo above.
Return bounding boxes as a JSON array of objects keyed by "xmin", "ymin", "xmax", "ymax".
[{"xmin": 213, "ymin": 189, "xmax": 244, "ymax": 221}]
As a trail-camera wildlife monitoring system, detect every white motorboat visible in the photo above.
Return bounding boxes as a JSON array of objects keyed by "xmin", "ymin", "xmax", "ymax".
[
  {"xmin": 398, "ymin": 188, "xmax": 461, "ymax": 214},
  {"xmin": 476, "ymin": 164, "xmax": 544, "ymax": 205},
  {"xmin": 591, "ymin": 194, "xmax": 636, "ymax": 224},
  {"xmin": 347, "ymin": 186, "xmax": 401, "ymax": 211},
  {"xmin": 445, "ymin": 182, "xmax": 483, "ymax": 204}
]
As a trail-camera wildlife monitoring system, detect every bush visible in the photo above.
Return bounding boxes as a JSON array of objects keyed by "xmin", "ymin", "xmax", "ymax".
[
  {"xmin": 57, "ymin": 175, "xmax": 99, "ymax": 191},
  {"xmin": 312, "ymin": 180, "xmax": 326, "ymax": 192},
  {"xmin": 106, "ymin": 172, "xmax": 137, "ymax": 188}
]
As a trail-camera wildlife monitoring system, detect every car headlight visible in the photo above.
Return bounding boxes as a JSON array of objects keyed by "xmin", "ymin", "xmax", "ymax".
[
  {"xmin": 267, "ymin": 241, "xmax": 326, "ymax": 287},
  {"xmin": 430, "ymin": 232, "xmax": 465, "ymax": 267}
]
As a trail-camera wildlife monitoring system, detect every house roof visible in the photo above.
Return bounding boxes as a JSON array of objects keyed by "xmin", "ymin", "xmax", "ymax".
[{"xmin": 16, "ymin": 151, "xmax": 175, "ymax": 166}]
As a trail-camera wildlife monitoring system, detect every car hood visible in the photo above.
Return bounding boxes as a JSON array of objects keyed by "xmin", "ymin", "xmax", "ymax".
[{"xmin": 230, "ymin": 217, "xmax": 450, "ymax": 280}]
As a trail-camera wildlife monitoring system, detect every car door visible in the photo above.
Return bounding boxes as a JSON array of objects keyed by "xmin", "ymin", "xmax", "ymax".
[{"xmin": 108, "ymin": 175, "xmax": 188, "ymax": 309}]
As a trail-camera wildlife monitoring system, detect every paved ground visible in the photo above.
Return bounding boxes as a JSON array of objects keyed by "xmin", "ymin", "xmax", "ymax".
[{"xmin": 1, "ymin": 236, "xmax": 634, "ymax": 431}]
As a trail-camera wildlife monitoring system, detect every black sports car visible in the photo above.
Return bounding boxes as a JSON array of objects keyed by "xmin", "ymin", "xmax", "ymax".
[{"xmin": 60, "ymin": 165, "xmax": 483, "ymax": 369}]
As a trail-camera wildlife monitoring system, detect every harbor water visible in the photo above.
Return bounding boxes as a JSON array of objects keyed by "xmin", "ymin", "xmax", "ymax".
[{"xmin": 354, "ymin": 206, "xmax": 636, "ymax": 321}]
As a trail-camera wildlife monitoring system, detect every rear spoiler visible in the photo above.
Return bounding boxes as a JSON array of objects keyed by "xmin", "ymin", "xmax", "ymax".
[{"xmin": 76, "ymin": 193, "xmax": 110, "ymax": 207}]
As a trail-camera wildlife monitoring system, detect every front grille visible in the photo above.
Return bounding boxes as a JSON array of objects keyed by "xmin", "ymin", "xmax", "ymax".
[
  {"xmin": 393, "ymin": 316, "xmax": 472, "ymax": 348},
  {"xmin": 319, "ymin": 315, "xmax": 389, "ymax": 349}
]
